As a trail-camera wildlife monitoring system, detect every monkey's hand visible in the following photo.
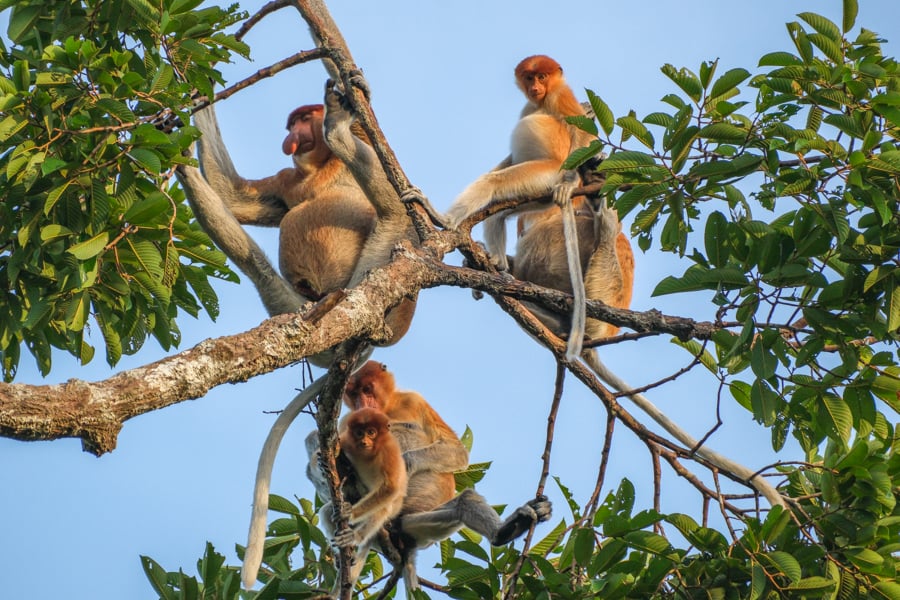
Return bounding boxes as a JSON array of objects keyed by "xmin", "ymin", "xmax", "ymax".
[
  {"xmin": 551, "ymin": 170, "xmax": 579, "ymax": 208},
  {"xmin": 490, "ymin": 495, "xmax": 553, "ymax": 546}
]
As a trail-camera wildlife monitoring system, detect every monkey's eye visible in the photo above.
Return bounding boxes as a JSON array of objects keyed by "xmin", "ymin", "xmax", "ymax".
[
  {"xmin": 537, "ymin": 74, "xmax": 547, "ymax": 82},
  {"xmin": 365, "ymin": 427, "xmax": 377, "ymax": 437}
]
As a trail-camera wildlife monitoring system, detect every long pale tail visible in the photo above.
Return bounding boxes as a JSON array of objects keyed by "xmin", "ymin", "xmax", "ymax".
[
  {"xmin": 241, "ymin": 376, "xmax": 327, "ymax": 589},
  {"xmin": 581, "ymin": 351, "xmax": 785, "ymax": 508},
  {"xmin": 561, "ymin": 196, "xmax": 586, "ymax": 361}
]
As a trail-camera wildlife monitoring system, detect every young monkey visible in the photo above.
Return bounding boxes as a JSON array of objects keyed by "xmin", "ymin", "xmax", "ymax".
[{"xmin": 319, "ymin": 407, "xmax": 407, "ymax": 593}]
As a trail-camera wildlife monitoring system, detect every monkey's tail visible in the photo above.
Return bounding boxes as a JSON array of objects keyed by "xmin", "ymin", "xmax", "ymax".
[
  {"xmin": 561, "ymin": 196, "xmax": 586, "ymax": 361},
  {"xmin": 241, "ymin": 376, "xmax": 327, "ymax": 589},
  {"xmin": 581, "ymin": 351, "xmax": 786, "ymax": 508}
]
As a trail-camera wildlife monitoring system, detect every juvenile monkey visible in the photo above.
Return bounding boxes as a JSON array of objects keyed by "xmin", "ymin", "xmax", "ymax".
[
  {"xmin": 445, "ymin": 55, "xmax": 602, "ymax": 358},
  {"xmin": 319, "ymin": 407, "xmax": 407, "ymax": 595},
  {"xmin": 308, "ymin": 361, "xmax": 552, "ymax": 592}
]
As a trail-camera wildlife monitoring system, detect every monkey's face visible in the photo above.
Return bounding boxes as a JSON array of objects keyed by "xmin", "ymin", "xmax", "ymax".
[
  {"xmin": 351, "ymin": 425, "xmax": 379, "ymax": 453},
  {"xmin": 520, "ymin": 72, "xmax": 550, "ymax": 103},
  {"xmin": 282, "ymin": 105, "xmax": 326, "ymax": 163}
]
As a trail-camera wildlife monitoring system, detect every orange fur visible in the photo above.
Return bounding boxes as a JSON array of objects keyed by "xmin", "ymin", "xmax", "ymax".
[{"xmin": 344, "ymin": 361, "xmax": 466, "ymax": 515}]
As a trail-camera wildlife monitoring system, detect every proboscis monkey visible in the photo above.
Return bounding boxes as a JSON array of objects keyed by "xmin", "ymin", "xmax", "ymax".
[
  {"xmin": 307, "ymin": 361, "xmax": 552, "ymax": 592},
  {"xmin": 319, "ymin": 407, "xmax": 407, "ymax": 594},
  {"xmin": 445, "ymin": 55, "xmax": 600, "ymax": 358},
  {"xmin": 192, "ymin": 102, "xmax": 415, "ymax": 346}
]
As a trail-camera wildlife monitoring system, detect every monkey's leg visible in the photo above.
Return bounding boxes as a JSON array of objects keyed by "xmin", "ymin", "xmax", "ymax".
[
  {"xmin": 582, "ymin": 203, "xmax": 625, "ymax": 341},
  {"xmin": 400, "ymin": 489, "xmax": 551, "ymax": 547}
]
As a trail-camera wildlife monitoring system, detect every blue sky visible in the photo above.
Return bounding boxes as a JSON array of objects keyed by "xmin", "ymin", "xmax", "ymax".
[{"xmin": 2, "ymin": 2, "xmax": 900, "ymax": 598}]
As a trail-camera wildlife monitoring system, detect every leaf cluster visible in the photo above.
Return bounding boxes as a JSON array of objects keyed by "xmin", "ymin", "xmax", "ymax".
[{"xmin": 0, "ymin": 0, "xmax": 249, "ymax": 379}]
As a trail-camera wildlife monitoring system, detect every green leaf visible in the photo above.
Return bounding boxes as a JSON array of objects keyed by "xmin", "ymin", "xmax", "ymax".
[
  {"xmin": 762, "ymin": 550, "xmax": 802, "ymax": 582},
  {"xmin": 751, "ymin": 341, "xmax": 777, "ymax": 380},
  {"xmin": 798, "ymin": 12, "xmax": 841, "ymax": 42},
  {"xmin": 268, "ymin": 494, "xmax": 300, "ymax": 516},
  {"xmin": 7, "ymin": 5, "xmax": 41, "ymax": 42},
  {"xmin": 661, "ymin": 64, "xmax": 702, "ymax": 102},
  {"xmin": 784, "ymin": 576, "xmax": 835, "ymax": 594},
  {"xmin": 598, "ymin": 150, "xmax": 658, "ymax": 171},
  {"xmin": 843, "ymin": 0, "xmax": 858, "ymax": 32},
  {"xmin": 698, "ymin": 122, "xmax": 749, "ymax": 143},
  {"xmin": 671, "ymin": 338, "xmax": 718, "ymax": 374},
  {"xmin": 709, "ymin": 68, "xmax": 751, "ymax": 100},
  {"xmin": 123, "ymin": 192, "xmax": 172, "ymax": 224},
  {"xmin": 129, "ymin": 147, "xmax": 162, "ymax": 174},
  {"xmin": 587, "ymin": 89, "xmax": 614, "ymax": 136},
  {"xmin": 617, "ymin": 115, "xmax": 655, "ymax": 148},
  {"xmin": 820, "ymin": 394, "xmax": 852, "ymax": 445},
  {"xmin": 873, "ymin": 581, "xmax": 900, "ymax": 600},
  {"xmin": 704, "ymin": 211, "xmax": 730, "ymax": 268},
  {"xmin": 844, "ymin": 547, "xmax": 883, "ymax": 572},
  {"xmin": 68, "ymin": 233, "xmax": 110, "ymax": 260},
  {"xmin": 140, "ymin": 555, "xmax": 177, "ymax": 600},
  {"xmin": 759, "ymin": 52, "xmax": 802, "ymax": 67},
  {"xmin": 623, "ymin": 530, "xmax": 673, "ymax": 556}
]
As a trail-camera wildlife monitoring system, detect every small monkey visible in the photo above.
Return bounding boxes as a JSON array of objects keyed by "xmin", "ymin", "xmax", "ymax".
[
  {"xmin": 319, "ymin": 407, "xmax": 407, "ymax": 594},
  {"xmin": 445, "ymin": 55, "xmax": 601, "ymax": 358}
]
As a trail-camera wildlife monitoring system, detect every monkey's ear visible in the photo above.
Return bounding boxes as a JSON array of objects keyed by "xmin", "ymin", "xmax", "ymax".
[{"xmin": 379, "ymin": 362, "xmax": 387, "ymax": 371}]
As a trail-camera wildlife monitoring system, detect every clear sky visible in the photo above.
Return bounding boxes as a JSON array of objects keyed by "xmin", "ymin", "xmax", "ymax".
[{"xmin": 2, "ymin": 2, "xmax": 899, "ymax": 598}]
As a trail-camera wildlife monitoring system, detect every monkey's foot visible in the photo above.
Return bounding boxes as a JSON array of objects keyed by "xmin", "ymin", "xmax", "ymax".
[
  {"xmin": 594, "ymin": 202, "xmax": 620, "ymax": 242},
  {"xmin": 491, "ymin": 495, "xmax": 553, "ymax": 545},
  {"xmin": 332, "ymin": 527, "xmax": 359, "ymax": 551},
  {"xmin": 401, "ymin": 187, "xmax": 446, "ymax": 228}
]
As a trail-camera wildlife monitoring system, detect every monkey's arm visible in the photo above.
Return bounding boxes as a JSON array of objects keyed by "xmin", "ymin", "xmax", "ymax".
[
  {"xmin": 193, "ymin": 104, "xmax": 291, "ymax": 226},
  {"xmin": 176, "ymin": 164, "xmax": 304, "ymax": 316},
  {"xmin": 445, "ymin": 159, "xmax": 562, "ymax": 228},
  {"xmin": 322, "ymin": 80, "xmax": 405, "ymax": 221}
]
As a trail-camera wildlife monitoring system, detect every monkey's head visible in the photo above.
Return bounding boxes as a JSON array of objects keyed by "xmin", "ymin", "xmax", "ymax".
[
  {"xmin": 344, "ymin": 361, "xmax": 395, "ymax": 410},
  {"xmin": 282, "ymin": 104, "xmax": 329, "ymax": 166},
  {"xmin": 515, "ymin": 55, "xmax": 563, "ymax": 104},
  {"xmin": 344, "ymin": 407, "xmax": 391, "ymax": 455}
]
